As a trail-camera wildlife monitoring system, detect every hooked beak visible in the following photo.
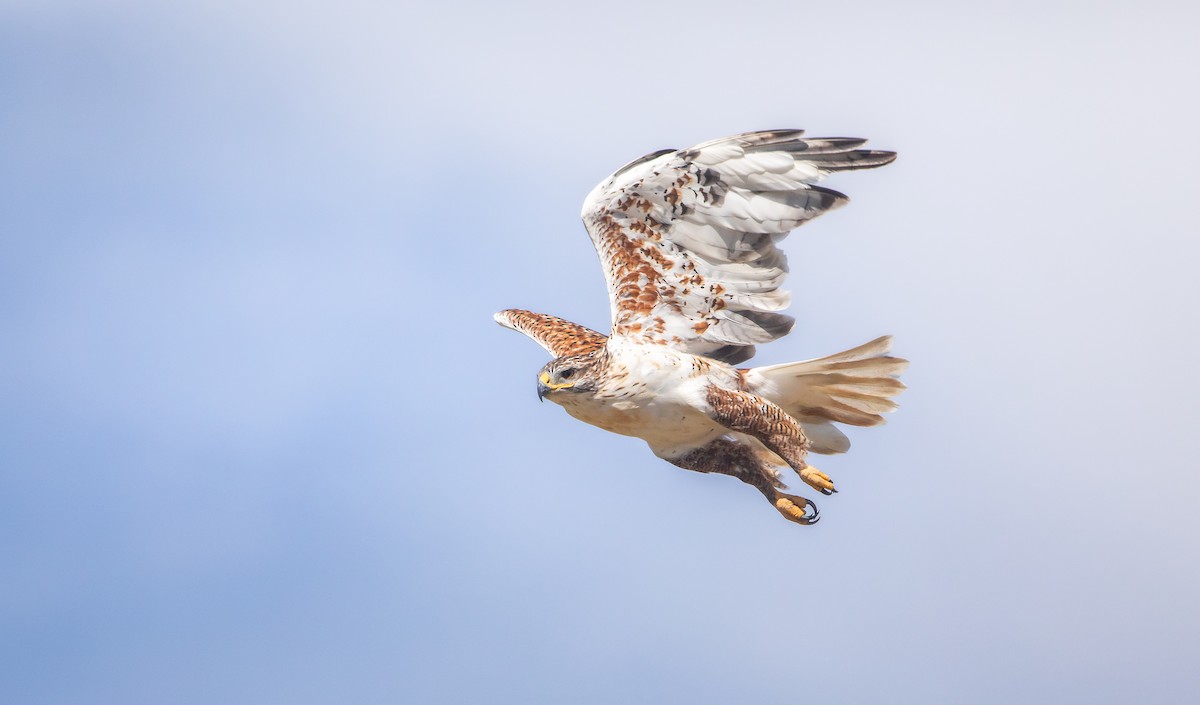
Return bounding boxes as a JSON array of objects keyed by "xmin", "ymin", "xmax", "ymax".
[{"xmin": 537, "ymin": 370, "xmax": 571, "ymax": 402}]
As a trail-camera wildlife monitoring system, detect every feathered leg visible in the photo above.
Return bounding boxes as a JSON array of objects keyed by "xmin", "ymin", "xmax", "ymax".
[
  {"xmin": 665, "ymin": 438, "xmax": 820, "ymax": 525},
  {"xmin": 703, "ymin": 386, "xmax": 837, "ymax": 495}
]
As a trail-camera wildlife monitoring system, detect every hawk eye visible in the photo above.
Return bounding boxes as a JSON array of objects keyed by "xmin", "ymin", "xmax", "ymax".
[{"xmin": 561, "ymin": 368, "xmax": 574, "ymax": 379}]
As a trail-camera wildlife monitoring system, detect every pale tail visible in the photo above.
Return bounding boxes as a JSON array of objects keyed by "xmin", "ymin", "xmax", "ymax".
[{"xmin": 742, "ymin": 336, "xmax": 908, "ymax": 454}]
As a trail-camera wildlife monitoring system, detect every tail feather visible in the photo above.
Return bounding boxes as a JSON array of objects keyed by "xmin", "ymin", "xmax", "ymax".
[
  {"xmin": 742, "ymin": 335, "xmax": 908, "ymax": 454},
  {"xmin": 808, "ymin": 357, "xmax": 910, "ymax": 376}
]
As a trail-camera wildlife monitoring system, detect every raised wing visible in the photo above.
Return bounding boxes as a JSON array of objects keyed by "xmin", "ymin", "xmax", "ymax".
[
  {"xmin": 582, "ymin": 129, "xmax": 894, "ymax": 365},
  {"xmin": 493, "ymin": 309, "xmax": 607, "ymax": 358}
]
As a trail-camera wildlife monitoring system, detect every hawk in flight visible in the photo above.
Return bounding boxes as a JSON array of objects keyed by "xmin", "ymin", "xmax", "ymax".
[{"xmin": 495, "ymin": 130, "xmax": 906, "ymax": 525}]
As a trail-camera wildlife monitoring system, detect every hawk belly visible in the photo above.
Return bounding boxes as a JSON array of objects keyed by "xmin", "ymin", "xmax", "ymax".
[{"xmin": 557, "ymin": 393, "xmax": 721, "ymax": 447}]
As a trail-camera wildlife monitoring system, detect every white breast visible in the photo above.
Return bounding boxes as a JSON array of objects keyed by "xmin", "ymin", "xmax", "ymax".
[{"xmin": 551, "ymin": 340, "xmax": 736, "ymax": 450}]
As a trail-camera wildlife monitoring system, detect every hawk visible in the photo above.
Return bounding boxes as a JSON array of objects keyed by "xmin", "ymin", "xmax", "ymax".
[{"xmin": 494, "ymin": 129, "xmax": 906, "ymax": 525}]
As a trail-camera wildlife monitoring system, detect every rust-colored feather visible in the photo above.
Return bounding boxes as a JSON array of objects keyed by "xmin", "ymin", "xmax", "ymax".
[{"xmin": 493, "ymin": 309, "xmax": 607, "ymax": 358}]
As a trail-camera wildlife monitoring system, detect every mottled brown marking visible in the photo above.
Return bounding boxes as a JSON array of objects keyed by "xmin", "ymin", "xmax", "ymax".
[
  {"xmin": 497, "ymin": 309, "xmax": 606, "ymax": 358},
  {"xmin": 597, "ymin": 212, "xmax": 668, "ymax": 336},
  {"xmin": 703, "ymin": 385, "xmax": 834, "ymax": 495},
  {"xmin": 588, "ymin": 171, "xmax": 725, "ymax": 345},
  {"xmin": 667, "ymin": 439, "xmax": 779, "ymax": 494},
  {"xmin": 666, "ymin": 439, "xmax": 819, "ymax": 525},
  {"xmin": 642, "ymin": 246, "xmax": 675, "ymax": 270}
]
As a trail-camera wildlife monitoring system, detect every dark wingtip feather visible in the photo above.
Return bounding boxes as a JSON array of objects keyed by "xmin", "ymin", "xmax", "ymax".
[
  {"xmin": 743, "ymin": 310, "xmax": 796, "ymax": 338},
  {"xmin": 739, "ymin": 129, "xmax": 808, "ymax": 144},
  {"xmin": 816, "ymin": 150, "xmax": 897, "ymax": 171},
  {"xmin": 706, "ymin": 344, "xmax": 758, "ymax": 365},
  {"xmin": 747, "ymin": 137, "xmax": 868, "ymax": 154}
]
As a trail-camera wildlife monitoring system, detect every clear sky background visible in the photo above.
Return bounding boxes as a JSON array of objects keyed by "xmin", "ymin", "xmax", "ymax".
[{"xmin": 3, "ymin": 1, "xmax": 1199, "ymax": 703}]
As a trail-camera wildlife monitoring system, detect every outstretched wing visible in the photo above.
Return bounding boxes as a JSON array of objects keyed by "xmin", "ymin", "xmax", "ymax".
[
  {"xmin": 493, "ymin": 309, "xmax": 607, "ymax": 358},
  {"xmin": 582, "ymin": 129, "xmax": 894, "ymax": 365}
]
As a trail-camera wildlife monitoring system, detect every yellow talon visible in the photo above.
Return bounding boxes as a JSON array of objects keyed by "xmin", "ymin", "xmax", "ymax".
[
  {"xmin": 774, "ymin": 494, "xmax": 819, "ymax": 525},
  {"xmin": 800, "ymin": 465, "xmax": 836, "ymax": 495}
]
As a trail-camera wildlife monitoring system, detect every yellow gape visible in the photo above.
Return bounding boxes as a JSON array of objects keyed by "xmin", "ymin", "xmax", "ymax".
[{"xmin": 538, "ymin": 371, "xmax": 574, "ymax": 390}]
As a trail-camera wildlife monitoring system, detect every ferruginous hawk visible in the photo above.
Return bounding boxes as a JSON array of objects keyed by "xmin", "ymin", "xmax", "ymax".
[{"xmin": 495, "ymin": 129, "xmax": 906, "ymax": 525}]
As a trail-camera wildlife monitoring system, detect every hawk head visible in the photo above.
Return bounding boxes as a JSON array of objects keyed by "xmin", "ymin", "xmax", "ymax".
[{"xmin": 536, "ymin": 353, "xmax": 602, "ymax": 402}]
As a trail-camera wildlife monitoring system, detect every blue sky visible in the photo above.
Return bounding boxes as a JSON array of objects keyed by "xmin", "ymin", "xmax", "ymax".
[{"xmin": 2, "ymin": 2, "xmax": 1198, "ymax": 703}]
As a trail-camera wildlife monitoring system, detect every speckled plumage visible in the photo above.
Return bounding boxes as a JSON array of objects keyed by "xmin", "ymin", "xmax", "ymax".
[{"xmin": 494, "ymin": 130, "xmax": 907, "ymax": 525}]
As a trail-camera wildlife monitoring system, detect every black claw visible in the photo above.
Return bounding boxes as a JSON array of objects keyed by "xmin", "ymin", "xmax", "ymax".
[{"xmin": 777, "ymin": 493, "xmax": 821, "ymax": 525}]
